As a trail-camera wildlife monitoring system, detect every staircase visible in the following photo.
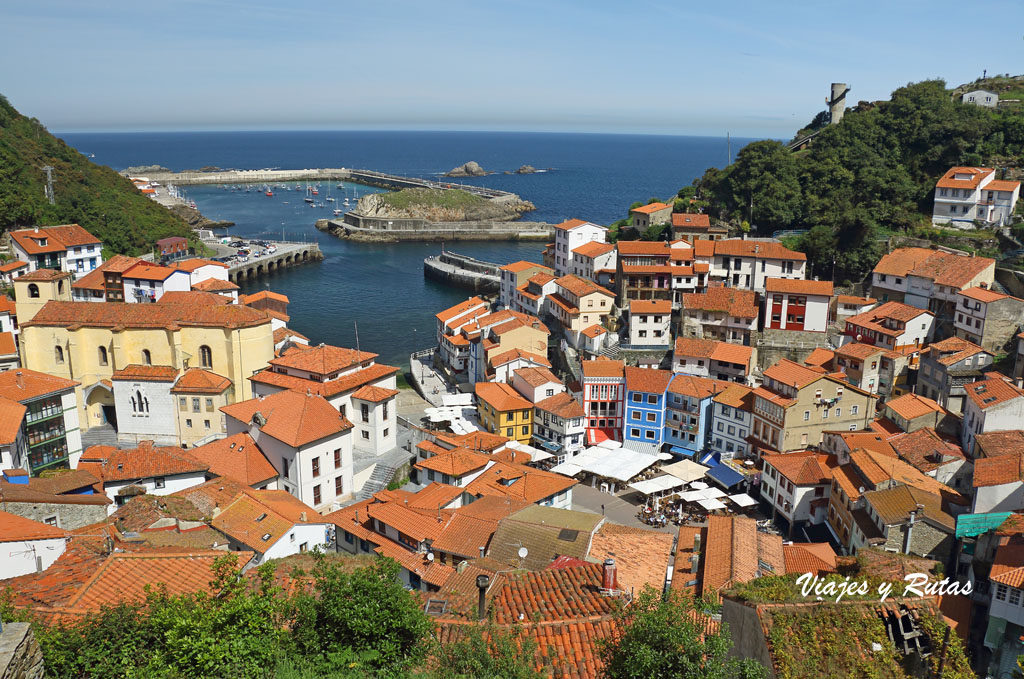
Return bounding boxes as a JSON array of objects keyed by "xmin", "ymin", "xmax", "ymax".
[
  {"xmin": 599, "ymin": 340, "xmax": 621, "ymax": 359},
  {"xmin": 359, "ymin": 464, "xmax": 398, "ymax": 500},
  {"xmin": 81, "ymin": 424, "xmax": 117, "ymax": 449}
]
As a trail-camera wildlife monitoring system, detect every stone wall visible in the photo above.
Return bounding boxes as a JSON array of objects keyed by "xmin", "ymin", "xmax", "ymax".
[
  {"xmin": 883, "ymin": 521, "xmax": 955, "ymax": 562},
  {"xmin": 0, "ymin": 624, "xmax": 45, "ymax": 679},
  {"xmin": 2, "ymin": 500, "xmax": 107, "ymax": 531},
  {"xmin": 722, "ymin": 599, "xmax": 774, "ymax": 675},
  {"xmin": 324, "ymin": 215, "xmax": 554, "ymax": 242},
  {"xmin": 755, "ymin": 328, "xmax": 833, "ymax": 371}
]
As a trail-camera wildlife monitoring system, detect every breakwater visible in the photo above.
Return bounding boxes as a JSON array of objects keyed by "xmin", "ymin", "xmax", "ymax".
[
  {"xmin": 423, "ymin": 252, "xmax": 500, "ymax": 292},
  {"xmin": 132, "ymin": 167, "xmax": 511, "ymax": 199},
  {"xmin": 318, "ymin": 214, "xmax": 555, "ymax": 242}
]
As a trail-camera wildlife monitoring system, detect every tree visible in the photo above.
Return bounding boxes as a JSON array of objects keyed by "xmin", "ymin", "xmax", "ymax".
[
  {"xmin": 599, "ymin": 589, "xmax": 766, "ymax": 679},
  {"xmin": 724, "ymin": 140, "xmax": 804, "ymax": 231},
  {"xmin": 423, "ymin": 622, "xmax": 547, "ymax": 679},
  {"xmin": 289, "ymin": 555, "xmax": 433, "ymax": 677}
]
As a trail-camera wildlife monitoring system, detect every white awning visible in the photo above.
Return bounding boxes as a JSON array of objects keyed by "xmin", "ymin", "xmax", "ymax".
[
  {"xmin": 679, "ymin": 487, "xmax": 728, "ymax": 503},
  {"xmin": 728, "ymin": 493, "xmax": 757, "ymax": 508},
  {"xmin": 549, "ymin": 462, "xmax": 583, "ymax": 477},
  {"xmin": 442, "ymin": 393, "xmax": 474, "ymax": 407},
  {"xmin": 689, "ymin": 481, "xmax": 709, "ymax": 490},
  {"xmin": 657, "ymin": 452, "xmax": 674, "ymax": 461},
  {"xmin": 550, "ymin": 444, "xmax": 660, "ymax": 482},
  {"xmin": 505, "ymin": 440, "xmax": 552, "ymax": 462},
  {"xmin": 697, "ymin": 498, "xmax": 727, "ymax": 511},
  {"xmin": 628, "ymin": 475, "xmax": 687, "ymax": 497},
  {"xmin": 661, "ymin": 460, "xmax": 710, "ymax": 484}
]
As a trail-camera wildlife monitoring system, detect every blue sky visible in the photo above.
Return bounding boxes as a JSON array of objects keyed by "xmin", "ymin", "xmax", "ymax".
[{"xmin": 2, "ymin": 0, "xmax": 1021, "ymax": 136}]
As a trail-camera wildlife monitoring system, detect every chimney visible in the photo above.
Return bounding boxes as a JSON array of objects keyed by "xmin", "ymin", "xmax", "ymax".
[
  {"xmin": 15, "ymin": 371, "xmax": 23, "ymax": 390},
  {"xmin": 212, "ymin": 506, "xmax": 221, "ymax": 518},
  {"xmin": 694, "ymin": 532, "xmax": 701, "ymax": 553},
  {"xmin": 902, "ymin": 507, "xmax": 919, "ymax": 554},
  {"xmin": 602, "ymin": 558, "xmax": 618, "ymax": 591},
  {"xmin": 300, "ymin": 511, "xmax": 307, "ymax": 522},
  {"xmin": 479, "ymin": 546, "xmax": 485, "ymax": 558},
  {"xmin": 476, "ymin": 574, "xmax": 490, "ymax": 620}
]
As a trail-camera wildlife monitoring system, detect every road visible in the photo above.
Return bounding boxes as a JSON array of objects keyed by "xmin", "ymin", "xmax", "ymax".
[{"xmin": 571, "ymin": 484, "xmax": 675, "ymax": 533}]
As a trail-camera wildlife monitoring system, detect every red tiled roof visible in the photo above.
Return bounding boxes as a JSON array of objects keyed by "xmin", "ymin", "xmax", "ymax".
[
  {"xmin": 629, "ymin": 299, "xmax": 672, "ymax": 314},
  {"xmin": 269, "ymin": 343, "xmax": 377, "ymax": 375},
  {"xmin": 122, "ymin": 262, "xmax": 183, "ymax": 282},
  {"xmin": 78, "ymin": 441, "xmax": 209, "ymax": 483},
  {"xmin": 436, "ymin": 297, "xmax": 488, "ymax": 324},
  {"xmin": 572, "ymin": 241, "xmax": 615, "ymax": 258},
  {"xmin": 351, "ymin": 384, "xmax": 399, "ymax": 403},
  {"xmin": 0, "ymin": 397, "xmax": 27, "ymax": 445},
  {"xmin": 630, "ymin": 202, "xmax": 671, "ymax": 215},
  {"xmin": 782, "ymin": 542, "xmax": 838, "ymax": 575},
  {"xmin": 616, "ymin": 240, "xmax": 670, "ymax": 256},
  {"xmin": 513, "ymin": 366, "xmax": 561, "ymax": 389},
  {"xmin": 111, "ymin": 364, "xmax": 178, "ymax": 382},
  {"xmin": 535, "ymin": 392, "xmax": 585, "ymax": 419},
  {"xmin": 493, "ymin": 563, "xmax": 618, "ymax": 623},
  {"xmin": 10, "ymin": 225, "xmax": 99, "ymax": 255},
  {"xmin": 173, "ymin": 258, "xmax": 229, "ymax": 272},
  {"xmin": 240, "ymin": 290, "xmax": 289, "ymax": 305},
  {"xmin": 765, "ymin": 278, "xmax": 833, "ymax": 296},
  {"xmin": 836, "ymin": 294, "xmax": 875, "ymax": 306},
  {"xmin": 990, "ymin": 544, "xmax": 1024, "ymax": 588},
  {"xmin": 890, "ymin": 428, "xmax": 964, "ymax": 473},
  {"xmin": 702, "ymin": 515, "xmax": 784, "ymax": 595},
  {"xmin": 192, "ymin": 277, "xmax": 239, "ymax": 292},
  {"xmin": 25, "ymin": 301, "xmax": 271, "ymax": 331},
  {"xmin": 964, "ymin": 375, "xmax": 1024, "ymax": 411},
  {"xmin": 974, "ymin": 452, "xmax": 1024, "ymax": 487},
  {"xmin": 683, "ymin": 287, "xmax": 758, "ymax": 317},
  {"xmin": 475, "ymin": 381, "xmax": 532, "ymax": 411},
  {"xmin": 554, "ymin": 218, "xmax": 603, "ymax": 232},
  {"xmin": 885, "ymin": 393, "xmax": 945, "ymax": 421},
  {"xmin": 171, "ymin": 368, "xmax": 232, "ymax": 394},
  {"xmin": 763, "ymin": 359, "xmax": 825, "ymax": 389},
  {"xmin": 712, "ymin": 239, "xmax": 806, "ymax": 261},
  {"xmin": 555, "ymin": 274, "xmax": 615, "ymax": 299},
  {"xmin": 624, "ymin": 366, "xmax": 673, "ymax": 394},
  {"xmin": 249, "ymin": 362, "xmax": 399, "ymax": 398},
  {"xmin": 416, "ymin": 450, "xmax": 491, "ymax": 477},
  {"xmin": 763, "ymin": 452, "xmax": 835, "ymax": 486},
  {"xmin": 674, "ymin": 337, "xmax": 753, "ymax": 366},
  {"xmin": 221, "ymin": 390, "xmax": 353, "ymax": 447},
  {"xmin": 671, "ymin": 213, "xmax": 711, "ymax": 227},
  {"xmin": 0, "ymin": 509, "xmax": 66, "ymax": 542},
  {"xmin": 0, "ymin": 260, "xmax": 28, "ymax": 273},
  {"xmin": 924, "ymin": 337, "xmax": 989, "ymax": 366},
  {"xmin": 465, "ymin": 461, "xmax": 575, "ymax": 504},
  {"xmin": 580, "ymin": 358, "xmax": 624, "ymax": 379},
  {"xmin": 935, "ymin": 166, "xmax": 993, "ymax": 190},
  {"xmin": 873, "ymin": 247, "xmax": 995, "ymax": 289},
  {"xmin": 185, "ymin": 433, "xmax": 278, "ymax": 487},
  {"xmin": 589, "ymin": 522, "xmax": 674, "ymax": 593},
  {"xmin": 16, "ymin": 268, "xmax": 71, "ymax": 282},
  {"xmin": 212, "ymin": 489, "xmax": 322, "ymax": 553},
  {"xmin": 0, "ymin": 331, "xmax": 16, "ymax": 356},
  {"xmin": 959, "ymin": 286, "xmax": 1010, "ymax": 303}
]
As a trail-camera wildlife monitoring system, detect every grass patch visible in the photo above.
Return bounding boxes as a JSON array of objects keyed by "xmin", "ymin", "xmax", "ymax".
[{"xmin": 396, "ymin": 372, "xmax": 414, "ymax": 390}]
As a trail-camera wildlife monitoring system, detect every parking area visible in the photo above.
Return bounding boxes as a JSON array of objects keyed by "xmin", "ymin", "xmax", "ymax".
[{"xmin": 209, "ymin": 238, "xmax": 281, "ymax": 266}]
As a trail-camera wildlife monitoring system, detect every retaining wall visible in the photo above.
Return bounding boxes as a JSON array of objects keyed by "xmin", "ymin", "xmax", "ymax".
[
  {"xmin": 0, "ymin": 624, "xmax": 44, "ymax": 679},
  {"xmin": 325, "ymin": 215, "xmax": 554, "ymax": 242}
]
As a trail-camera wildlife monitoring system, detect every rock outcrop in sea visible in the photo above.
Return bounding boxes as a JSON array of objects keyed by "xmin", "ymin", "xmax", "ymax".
[
  {"xmin": 354, "ymin": 188, "xmax": 534, "ymax": 222},
  {"xmin": 514, "ymin": 165, "xmax": 537, "ymax": 174},
  {"xmin": 445, "ymin": 161, "xmax": 488, "ymax": 177}
]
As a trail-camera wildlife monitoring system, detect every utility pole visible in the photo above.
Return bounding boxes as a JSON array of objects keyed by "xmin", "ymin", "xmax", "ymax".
[{"xmin": 41, "ymin": 166, "xmax": 55, "ymax": 205}]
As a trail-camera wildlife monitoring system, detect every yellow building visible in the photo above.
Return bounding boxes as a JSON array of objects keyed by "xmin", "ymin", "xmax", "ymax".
[
  {"xmin": 475, "ymin": 381, "xmax": 533, "ymax": 444},
  {"xmin": 13, "ymin": 269, "xmax": 72, "ymax": 323},
  {"xmin": 172, "ymin": 368, "xmax": 234, "ymax": 446},
  {"xmin": 17, "ymin": 283, "xmax": 274, "ymax": 432}
]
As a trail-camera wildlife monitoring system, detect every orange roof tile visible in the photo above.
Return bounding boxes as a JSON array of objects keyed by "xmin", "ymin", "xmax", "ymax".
[
  {"xmin": 499, "ymin": 260, "xmax": 548, "ymax": 273},
  {"xmin": 630, "ymin": 202, "xmax": 671, "ymax": 214},
  {"xmin": 24, "ymin": 300, "xmax": 270, "ymax": 331},
  {"xmin": 890, "ymin": 428, "xmax": 964, "ymax": 473},
  {"xmin": 959, "ymin": 286, "xmax": 1011, "ymax": 303},
  {"xmin": 221, "ymin": 390, "xmax": 353, "ymax": 446},
  {"xmin": 269, "ymin": 343, "xmax": 377, "ymax": 375},
  {"xmin": 16, "ymin": 268, "xmax": 72, "ymax": 282},
  {"xmin": 671, "ymin": 213, "xmax": 711, "ymax": 227},
  {"xmin": 351, "ymin": 384, "xmax": 399, "ymax": 402},
  {"xmin": 974, "ymin": 453, "xmax": 1024, "ymax": 487},
  {"xmin": 885, "ymin": 393, "xmax": 945, "ymax": 421},
  {"xmin": 0, "ymin": 509, "xmax": 66, "ymax": 542},
  {"xmin": 674, "ymin": 337, "xmax": 754, "ymax": 366},
  {"xmin": 111, "ymin": 364, "xmax": 178, "ymax": 382},
  {"xmin": 173, "ymin": 258, "xmax": 229, "ymax": 272},
  {"xmin": 488, "ymin": 347, "xmax": 550, "ymax": 368},
  {"xmin": 513, "ymin": 366, "xmax": 561, "ymax": 388},
  {"xmin": 923, "ymin": 336, "xmax": 989, "ymax": 366},
  {"xmin": 493, "ymin": 563, "xmax": 617, "ymax": 623},
  {"xmin": 580, "ymin": 358, "xmax": 624, "ymax": 379},
  {"xmin": 629, "ymin": 299, "xmax": 672, "ymax": 314},
  {"xmin": 184, "ymin": 433, "xmax": 278, "ymax": 487},
  {"xmin": 702, "ymin": 515, "xmax": 784, "ymax": 595},
  {"xmin": 763, "ymin": 359, "xmax": 825, "ymax": 389},
  {"xmin": 616, "ymin": 240, "xmax": 670, "ymax": 256},
  {"xmin": 534, "ymin": 392, "xmax": 585, "ymax": 419},
  {"xmin": 475, "ymin": 381, "xmax": 532, "ymax": 411},
  {"xmin": 11, "ymin": 224, "xmax": 100, "ymax": 254},
  {"xmin": 122, "ymin": 262, "xmax": 183, "ymax": 282},
  {"xmin": 171, "ymin": 368, "xmax": 232, "ymax": 394},
  {"xmin": 416, "ymin": 449, "xmax": 491, "ymax": 476},
  {"xmin": 837, "ymin": 294, "xmax": 876, "ymax": 306},
  {"xmin": 436, "ymin": 297, "xmax": 488, "ymax": 324},
  {"xmin": 78, "ymin": 441, "xmax": 209, "ymax": 483},
  {"xmin": 828, "ymin": 430, "xmax": 896, "ymax": 458},
  {"xmin": 192, "ymin": 277, "xmax": 239, "ymax": 292},
  {"xmin": 713, "ymin": 384, "xmax": 755, "ymax": 409},
  {"xmin": 987, "ymin": 179, "xmax": 1021, "ymax": 192},
  {"xmin": 580, "ymin": 324, "xmax": 607, "ymax": 338},
  {"xmin": 555, "ymin": 274, "xmax": 615, "ymax": 299},
  {"xmin": 935, "ymin": 166, "xmax": 993, "ymax": 189},
  {"xmin": 212, "ymin": 490, "xmax": 321, "ymax": 553},
  {"xmin": 589, "ymin": 522, "xmax": 674, "ymax": 593},
  {"xmin": 782, "ymin": 542, "xmax": 838, "ymax": 575},
  {"xmin": 572, "ymin": 241, "xmax": 615, "ymax": 258},
  {"xmin": 990, "ymin": 544, "xmax": 1024, "ymax": 588},
  {"xmin": 713, "ymin": 239, "xmax": 806, "ymax": 261},
  {"xmin": 250, "ymin": 362, "xmax": 399, "ymax": 399},
  {"xmin": 554, "ymin": 218, "xmax": 603, "ymax": 231},
  {"xmin": 0, "ymin": 260, "xmax": 28, "ymax": 274},
  {"xmin": 465, "ymin": 461, "xmax": 575, "ymax": 504},
  {"xmin": 0, "ymin": 397, "xmax": 27, "ymax": 445},
  {"xmin": 765, "ymin": 278, "xmax": 833, "ymax": 296},
  {"xmin": 624, "ymin": 366, "xmax": 673, "ymax": 394},
  {"xmin": 0, "ymin": 331, "xmax": 16, "ymax": 356},
  {"xmin": 683, "ymin": 287, "xmax": 758, "ymax": 317},
  {"xmin": 873, "ymin": 247, "xmax": 995, "ymax": 289},
  {"xmin": 834, "ymin": 342, "xmax": 886, "ymax": 360},
  {"xmin": 964, "ymin": 375, "xmax": 1024, "ymax": 411},
  {"xmin": 975, "ymin": 430, "xmax": 1024, "ymax": 457}
]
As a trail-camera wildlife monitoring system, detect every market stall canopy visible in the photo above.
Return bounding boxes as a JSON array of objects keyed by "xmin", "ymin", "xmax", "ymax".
[
  {"xmin": 706, "ymin": 463, "xmax": 745, "ymax": 489},
  {"xmin": 689, "ymin": 481, "xmax": 709, "ymax": 490},
  {"xmin": 550, "ymin": 444, "xmax": 660, "ymax": 482},
  {"xmin": 728, "ymin": 493, "xmax": 757, "ymax": 508},
  {"xmin": 505, "ymin": 440, "xmax": 552, "ymax": 462},
  {"xmin": 656, "ymin": 452, "xmax": 674, "ymax": 461},
  {"xmin": 661, "ymin": 459, "xmax": 709, "ymax": 484},
  {"xmin": 697, "ymin": 497, "xmax": 727, "ymax": 511},
  {"xmin": 628, "ymin": 475, "xmax": 687, "ymax": 497},
  {"xmin": 680, "ymin": 487, "xmax": 727, "ymax": 503},
  {"xmin": 442, "ymin": 393, "xmax": 474, "ymax": 407}
]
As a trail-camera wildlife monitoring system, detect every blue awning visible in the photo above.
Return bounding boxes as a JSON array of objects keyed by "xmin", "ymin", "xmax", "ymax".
[
  {"xmin": 706, "ymin": 463, "xmax": 745, "ymax": 489},
  {"xmin": 670, "ymin": 446, "xmax": 695, "ymax": 459},
  {"xmin": 700, "ymin": 452, "xmax": 720, "ymax": 466}
]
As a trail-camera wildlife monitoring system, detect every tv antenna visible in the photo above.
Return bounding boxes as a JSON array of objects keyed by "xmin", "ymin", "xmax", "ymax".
[{"xmin": 41, "ymin": 166, "xmax": 55, "ymax": 204}]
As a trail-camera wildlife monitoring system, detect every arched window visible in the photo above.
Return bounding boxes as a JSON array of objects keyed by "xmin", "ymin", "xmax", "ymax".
[
  {"xmin": 130, "ymin": 395, "xmax": 137, "ymax": 413},
  {"xmin": 57, "ymin": 280, "xmax": 64, "ymax": 294},
  {"xmin": 28, "ymin": 284, "xmax": 39, "ymax": 299},
  {"xmin": 142, "ymin": 349, "xmax": 151, "ymax": 366},
  {"xmin": 143, "ymin": 397, "xmax": 149, "ymax": 413},
  {"xmin": 54, "ymin": 345, "xmax": 64, "ymax": 364},
  {"xmin": 98, "ymin": 346, "xmax": 108, "ymax": 367},
  {"xmin": 199, "ymin": 345, "xmax": 212, "ymax": 369}
]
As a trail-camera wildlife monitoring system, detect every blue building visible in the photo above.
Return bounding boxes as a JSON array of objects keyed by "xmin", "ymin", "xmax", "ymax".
[
  {"xmin": 623, "ymin": 367, "xmax": 672, "ymax": 446},
  {"xmin": 664, "ymin": 374, "xmax": 720, "ymax": 457}
]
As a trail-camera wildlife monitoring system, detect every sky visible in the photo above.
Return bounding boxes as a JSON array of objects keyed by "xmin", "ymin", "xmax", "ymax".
[{"xmin": 2, "ymin": 0, "xmax": 1022, "ymax": 137}]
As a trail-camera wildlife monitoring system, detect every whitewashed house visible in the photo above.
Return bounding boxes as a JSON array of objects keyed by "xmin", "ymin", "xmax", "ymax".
[
  {"xmin": 532, "ymin": 392, "xmax": 586, "ymax": 463},
  {"xmin": 627, "ymin": 299, "xmax": 672, "ymax": 347},
  {"xmin": 961, "ymin": 376, "xmax": 1024, "ymax": 456},
  {"xmin": 552, "ymin": 219, "xmax": 607, "ymax": 278},
  {"xmin": 121, "ymin": 262, "xmax": 191, "ymax": 303},
  {"xmin": 0, "ymin": 511, "xmax": 66, "ymax": 580},
  {"xmin": 932, "ymin": 167, "xmax": 1020, "ymax": 227},
  {"xmin": 962, "ymin": 90, "xmax": 998, "ymax": 108},
  {"xmin": 511, "ymin": 366, "xmax": 564, "ymax": 403},
  {"xmin": 111, "ymin": 365, "xmax": 179, "ymax": 447}
]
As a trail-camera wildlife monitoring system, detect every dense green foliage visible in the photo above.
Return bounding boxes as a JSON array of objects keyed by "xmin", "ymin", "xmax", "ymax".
[
  {"xmin": 693, "ymin": 79, "xmax": 1024, "ymax": 281},
  {"xmin": 0, "ymin": 93, "xmax": 193, "ymax": 255},
  {"xmin": 598, "ymin": 589, "xmax": 766, "ymax": 679}
]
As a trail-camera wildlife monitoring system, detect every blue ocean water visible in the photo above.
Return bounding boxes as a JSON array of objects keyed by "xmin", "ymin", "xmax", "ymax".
[{"xmin": 59, "ymin": 131, "xmax": 753, "ymax": 369}]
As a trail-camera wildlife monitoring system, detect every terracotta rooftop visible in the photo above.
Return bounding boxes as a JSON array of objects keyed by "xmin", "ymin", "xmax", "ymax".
[
  {"xmin": 0, "ymin": 260, "xmax": 28, "ymax": 273},
  {"xmin": 185, "ymin": 433, "xmax": 278, "ymax": 487},
  {"xmin": 990, "ymin": 543, "xmax": 1024, "ymax": 589},
  {"xmin": 15, "ymin": 268, "xmax": 71, "ymax": 282},
  {"xmin": 489, "ymin": 347, "xmax": 551, "ymax": 369},
  {"xmin": 555, "ymin": 274, "xmax": 615, "ymax": 299},
  {"xmin": 863, "ymin": 484, "xmax": 954, "ymax": 531},
  {"xmin": 935, "ymin": 166, "xmax": 993, "ymax": 189},
  {"xmin": 513, "ymin": 366, "xmax": 562, "ymax": 389},
  {"xmin": 122, "ymin": 262, "xmax": 184, "ymax": 282},
  {"xmin": 240, "ymin": 290, "xmax": 289, "ymax": 305},
  {"xmin": 111, "ymin": 364, "xmax": 178, "ymax": 382},
  {"xmin": 212, "ymin": 489, "xmax": 322, "ymax": 553},
  {"xmin": 671, "ymin": 213, "xmax": 711, "ymax": 227},
  {"xmin": 836, "ymin": 294, "xmax": 876, "ymax": 306},
  {"xmin": 974, "ymin": 452, "xmax": 1024, "ymax": 488},
  {"xmin": 0, "ymin": 509, "xmax": 67, "ymax": 542},
  {"xmin": 572, "ymin": 241, "xmax": 615, "ymax": 258},
  {"xmin": 974, "ymin": 430, "xmax": 1024, "ymax": 457},
  {"xmin": 534, "ymin": 392, "xmax": 585, "ymax": 419},
  {"xmin": 475, "ymin": 381, "xmax": 532, "ymax": 412},
  {"xmin": 493, "ymin": 562, "xmax": 619, "ymax": 624},
  {"xmin": 0, "ymin": 397, "xmax": 27, "ymax": 445},
  {"xmin": 624, "ymin": 366, "xmax": 673, "ymax": 394},
  {"xmin": 249, "ymin": 362, "xmax": 399, "ymax": 399},
  {"xmin": 630, "ymin": 202, "xmax": 671, "ymax": 214},
  {"xmin": 763, "ymin": 452, "xmax": 835, "ymax": 486},
  {"xmin": 269, "ymin": 343, "xmax": 377, "ymax": 375},
  {"xmin": 351, "ymin": 384, "xmax": 400, "ymax": 403},
  {"xmin": 580, "ymin": 358, "xmax": 625, "ymax": 379},
  {"xmin": 834, "ymin": 342, "xmax": 886, "ymax": 360},
  {"xmin": 436, "ymin": 296, "xmax": 488, "ymax": 325},
  {"xmin": 629, "ymin": 299, "xmax": 672, "ymax": 314},
  {"xmin": 885, "ymin": 392, "xmax": 945, "ymax": 421},
  {"xmin": 171, "ymin": 368, "xmax": 232, "ymax": 394},
  {"xmin": 964, "ymin": 375, "xmax": 1024, "ymax": 411},
  {"xmin": 78, "ymin": 441, "xmax": 209, "ymax": 483},
  {"xmin": 589, "ymin": 522, "xmax": 673, "ymax": 593},
  {"xmin": 366, "ymin": 499, "xmax": 453, "ymax": 543},
  {"xmin": 415, "ymin": 449, "xmax": 491, "ymax": 477},
  {"xmin": 554, "ymin": 218, "xmax": 603, "ymax": 232},
  {"xmin": 829, "ymin": 430, "xmax": 896, "ymax": 458},
  {"xmin": 923, "ymin": 336, "xmax": 989, "ymax": 365},
  {"xmin": 765, "ymin": 278, "xmax": 833, "ymax": 296},
  {"xmin": 156, "ymin": 290, "xmax": 232, "ymax": 306},
  {"xmin": 499, "ymin": 260, "xmax": 550, "ymax": 273},
  {"xmin": 712, "ymin": 239, "xmax": 806, "ymax": 261},
  {"xmin": 674, "ymin": 336, "xmax": 754, "ymax": 366},
  {"xmin": 221, "ymin": 390, "xmax": 353, "ymax": 447},
  {"xmin": 465, "ymin": 461, "xmax": 576, "ymax": 505},
  {"xmin": 873, "ymin": 246, "xmax": 995, "ymax": 289},
  {"xmin": 24, "ymin": 301, "xmax": 271, "ymax": 331},
  {"xmin": 702, "ymin": 515, "xmax": 784, "ymax": 596},
  {"xmin": 682, "ymin": 287, "xmax": 758, "ymax": 318},
  {"xmin": 782, "ymin": 542, "xmax": 838, "ymax": 575},
  {"xmin": 487, "ymin": 506, "xmax": 602, "ymax": 570},
  {"xmin": 173, "ymin": 258, "xmax": 229, "ymax": 272},
  {"xmin": 10, "ymin": 224, "xmax": 99, "ymax": 255},
  {"xmin": 192, "ymin": 277, "xmax": 239, "ymax": 292},
  {"xmin": 890, "ymin": 428, "xmax": 965, "ymax": 474},
  {"xmin": 616, "ymin": 240, "xmax": 670, "ymax": 256},
  {"xmin": 959, "ymin": 286, "xmax": 1011, "ymax": 303},
  {"xmin": 763, "ymin": 358, "xmax": 826, "ymax": 389}
]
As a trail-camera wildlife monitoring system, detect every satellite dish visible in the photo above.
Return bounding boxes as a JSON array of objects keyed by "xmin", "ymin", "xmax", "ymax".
[
  {"xmin": 517, "ymin": 547, "xmax": 529, "ymax": 559},
  {"xmin": 859, "ymin": 486, "xmax": 866, "ymax": 494},
  {"xmin": 427, "ymin": 552, "xmax": 435, "ymax": 562},
  {"xmin": 856, "ymin": 334, "xmax": 863, "ymax": 342}
]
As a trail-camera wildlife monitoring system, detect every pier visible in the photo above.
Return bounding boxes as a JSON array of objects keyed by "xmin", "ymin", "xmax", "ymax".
[
  {"xmin": 222, "ymin": 241, "xmax": 323, "ymax": 283},
  {"xmin": 134, "ymin": 167, "xmax": 512, "ymax": 199},
  {"xmin": 423, "ymin": 251, "xmax": 500, "ymax": 292}
]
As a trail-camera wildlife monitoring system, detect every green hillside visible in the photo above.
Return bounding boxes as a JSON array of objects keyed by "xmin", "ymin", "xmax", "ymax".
[
  {"xmin": 0, "ymin": 93, "xmax": 193, "ymax": 256},
  {"xmin": 691, "ymin": 79, "xmax": 1024, "ymax": 283}
]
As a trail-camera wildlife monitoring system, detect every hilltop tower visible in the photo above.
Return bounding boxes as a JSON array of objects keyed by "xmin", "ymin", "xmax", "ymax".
[{"xmin": 828, "ymin": 83, "xmax": 850, "ymax": 124}]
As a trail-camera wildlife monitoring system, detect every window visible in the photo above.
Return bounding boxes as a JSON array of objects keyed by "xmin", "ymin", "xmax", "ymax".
[
  {"xmin": 185, "ymin": 419, "xmax": 192, "ymax": 428},
  {"xmin": 361, "ymin": 403, "xmax": 370, "ymax": 422},
  {"xmin": 312, "ymin": 457, "xmax": 320, "ymax": 478},
  {"xmin": 631, "ymin": 411, "xmax": 640, "ymax": 420},
  {"xmin": 383, "ymin": 428, "xmax": 389, "ymax": 437},
  {"xmin": 98, "ymin": 346, "xmax": 109, "ymax": 366},
  {"xmin": 43, "ymin": 516, "xmax": 58, "ymax": 527},
  {"xmin": 630, "ymin": 428, "xmax": 640, "ymax": 437},
  {"xmin": 142, "ymin": 349, "xmax": 151, "ymax": 365},
  {"xmin": 851, "ymin": 405, "xmax": 859, "ymax": 415},
  {"xmin": 647, "ymin": 394, "xmax": 657, "ymax": 404},
  {"xmin": 335, "ymin": 476, "xmax": 344, "ymax": 496},
  {"xmin": 179, "ymin": 397, "xmax": 187, "ymax": 411},
  {"xmin": 521, "ymin": 425, "xmax": 528, "ymax": 436},
  {"xmin": 204, "ymin": 419, "xmax": 210, "ymax": 429},
  {"xmin": 1010, "ymin": 587, "xmax": 1022, "ymax": 606},
  {"xmin": 645, "ymin": 430, "xmax": 655, "ymax": 439},
  {"xmin": 334, "ymin": 449, "xmax": 342, "ymax": 468},
  {"xmin": 192, "ymin": 398, "xmax": 200, "ymax": 413},
  {"xmin": 282, "ymin": 459, "xmax": 289, "ymax": 479},
  {"xmin": 313, "ymin": 484, "xmax": 321, "ymax": 505},
  {"xmin": 631, "ymin": 393, "xmax": 641, "ymax": 402},
  {"xmin": 995, "ymin": 583, "xmax": 1008, "ymax": 601},
  {"xmin": 154, "ymin": 477, "xmax": 166, "ymax": 489},
  {"xmin": 205, "ymin": 398, "xmax": 214, "ymax": 411},
  {"xmin": 646, "ymin": 412, "xmax": 656, "ymax": 422},
  {"xmin": 54, "ymin": 346, "xmax": 64, "ymax": 364},
  {"xmin": 506, "ymin": 412, "xmax": 514, "ymax": 422},
  {"xmin": 199, "ymin": 345, "xmax": 213, "ymax": 369},
  {"xmin": 546, "ymin": 388, "xmax": 554, "ymax": 397},
  {"xmin": 27, "ymin": 283, "xmax": 39, "ymax": 298},
  {"xmin": 835, "ymin": 407, "xmax": 841, "ymax": 417},
  {"xmin": 338, "ymin": 404, "xmax": 346, "ymax": 418},
  {"xmin": 361, "ymin": 431, "xmax": 370, "ymax": 440},
  {"xmin": 803, "ymin": 410, "xmax": 810, "ymax": 421},
  {"xmin": 506, "ymin": 428, "xmax": 513, "ymax": 437}
]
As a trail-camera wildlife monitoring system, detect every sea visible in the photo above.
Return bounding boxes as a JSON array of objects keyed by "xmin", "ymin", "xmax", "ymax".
[{"xmin": 58, "ymin": 131, "xmax": 755, "ymax": 369}]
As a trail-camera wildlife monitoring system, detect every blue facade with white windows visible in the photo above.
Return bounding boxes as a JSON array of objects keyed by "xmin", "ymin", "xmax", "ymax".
[
  {"xmin": 623, "ymin": 367, "xmax": 672, "ymax": 446},
  {"xmin": 664, "ymin": 374, "xmax": 717, "ymax": 457}
]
